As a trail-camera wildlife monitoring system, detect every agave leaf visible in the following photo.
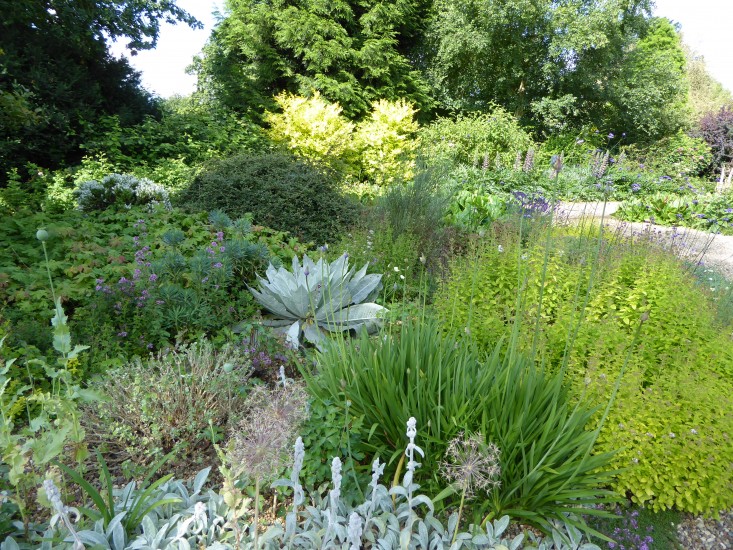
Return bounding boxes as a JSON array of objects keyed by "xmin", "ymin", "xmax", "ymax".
[
  {"xmin": 320, "ymin": 303, "xmax": 387, "ymax": 331},
  {"xmin": 303, "ymin": 322, "xmax": 327, "ymax": 350},
  {"xmin": 348, "ymin": 273, "xmax": 383, "ymax": 304},
  {"xmin": 261, "ymin": 317, "xmax": 297, "ymax": 328},
  {"xmin": 285, "ymin": 320, "xmax": 301, "ymax": 349},
  {"xmin": 249, "ymin": 287, "xmax": 295, "ymax": 319},
  {"xmin": 287, "ymin": 282, "xmax": 312, "ymax": 318},
  {"xmin": 351, "ymin": 262, "xmax": 369, "ymax": 284},
  {"xmin": 314, "ymin": 284, "xmax": 353, "ymax": 321}
]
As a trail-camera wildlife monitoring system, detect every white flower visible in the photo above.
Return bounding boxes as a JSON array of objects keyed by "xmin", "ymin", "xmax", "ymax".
[
  {"xmin": 669, "ymin": 432, "xmax": 676, "ymax": 438},
  {"xmin": 497, "ymin": 245, "xmax": 504, "ymax": 253},
  {"xmin": 399, "ymin": 274, "xmax": 405, "ymax": 280},
  {"xmin": 393, "ymin": 266, "xmax": 400, "ymax": 272},
  {"xmin": 691, "ymin": 428, "xmax": 698, "ymax": 435}
]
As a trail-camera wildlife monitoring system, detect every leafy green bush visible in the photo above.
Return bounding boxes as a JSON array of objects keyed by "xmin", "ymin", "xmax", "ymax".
[
  {"xmin": 77, "ymin": 211, "xmax": 267, "ymax": 357},
  {"xmin": 266, "ymin": 92, "xmax": 358, "ymax": 177},
  {"xmin": 179, "ymin": 152, "xmax": 360, "ymax": 245},
  {"xmin": 0, "ymin": 206, "xmax": 305, "ymax": 370},
  {"xmin": 418, "ymin": 108, "xmax": 533, "ymax": 169},
  {"xmin": 83, "ymin": 340, "xmax": 252, "ymax": 477},
  {"xmin": 304, "ymin": 318, "xmax": 617, "ymax": 533},
  {"xmin": 433, "ymin": 226, "xmax": 733, "ymax": 514},
  {"xmin": 74, "ymin": 173, "xmax": 171, "ymax": 212},
  {"xmin": 616, "ymin": 191, "xmax": 733, "ymax": 234},
  {"xmin": 628, "ymin": 130, "xmax": 712, "ymax": 178},
  {"xmin": 266, "ymin": 93, "xmax": 420, "ymax": 187},
  {"xmin": 354, "ymin": 98, "xmax": 419, "ymax": 186}
]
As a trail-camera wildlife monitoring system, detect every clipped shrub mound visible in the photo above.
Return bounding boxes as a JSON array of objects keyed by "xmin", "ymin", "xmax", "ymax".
[{"xmin": 179, "ymin": 152, "xmax": 360, "ymax": 245}]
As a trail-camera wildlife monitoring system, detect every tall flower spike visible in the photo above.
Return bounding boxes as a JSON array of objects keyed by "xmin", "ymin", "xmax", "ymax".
[
  {"xmin": 43, "ymin": 479, "xmax": 84, "ymax": 550},
  {"xmin": 348, "ymin": 512, "xmax": 363, "ymax": 550},
  {"xmin": 404, "ymin": 417, "xmax": 424, "ymax": 498}
]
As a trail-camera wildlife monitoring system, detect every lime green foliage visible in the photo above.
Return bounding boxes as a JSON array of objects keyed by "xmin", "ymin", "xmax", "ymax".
[
  {"xmin": 266, "ymin": 93, "xmax": 419, "ymax": 186},
  {"xmin": 304, "ymin": 318, "xmax": 617, "ymax": 534},
  {"xmin": 354, "ymin": 99, "xmax": 419, "ymax": 186},
  {"xmin": 179, "ymin": 152, "xmax": 360, "ymax": 245},
  {"xmin": 419, "ymin": 108, "xmax": 533, "ymax": 169},
  {"xmin": 84, "ymin": 340, "xmax": 251, "ymax": 476},
  {"xmin": 616, "ymin": 191, "xmax": 733, "ymax": 234},
  {"xmin": 433, "ymin": 226, "xmax": 733, "ymax": 514},
  {"xmin": 267, "ymin": 92, "xmax": 358, "ymax": 176}
]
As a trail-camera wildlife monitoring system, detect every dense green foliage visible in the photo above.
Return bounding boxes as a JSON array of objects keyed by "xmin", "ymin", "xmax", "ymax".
[
  {"xmin": 306, "ymin": 318, "xmax": 618, "ymax": 532},
  {"xmin": 193, "ymin": 0, "xmax": 433, "ymax": 118},
  {"xmin": 0, "ymin": 0, "xmax": 199, "ymax": 182},
  {"xmin": 616, "ymin": 191, "xmax": 733, "ymax": 234},
  {"xmin": 433, "ymin": 225, "xmax": 733, "ymax": 514},
  {"xmin": 3, "ymin": 0, "xmax": 733, "ymax": 544},
  {"xmin": 180, "ymin": 152, "xmax": 361, "ymax": 244}
]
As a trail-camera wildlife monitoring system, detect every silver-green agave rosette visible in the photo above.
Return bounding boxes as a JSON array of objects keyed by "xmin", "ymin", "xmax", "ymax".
[{"xmin": 241, "ymin": 253, "xmax": 387, "ymax": 348}]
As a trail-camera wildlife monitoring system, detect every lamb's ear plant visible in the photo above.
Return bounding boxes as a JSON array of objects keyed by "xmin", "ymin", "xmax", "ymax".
[
  {"xmin": 55, "ymin": 450, "xmax": 181, "ymax": 539},
  {"xmin": 241, "ymin": 253, "xmax": 387, "ymax": 349}
]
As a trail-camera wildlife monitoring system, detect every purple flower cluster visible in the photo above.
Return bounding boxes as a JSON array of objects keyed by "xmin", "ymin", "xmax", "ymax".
[{"xmin": 605, "ymin": 508, "xmax": 654, "ymax": 550}]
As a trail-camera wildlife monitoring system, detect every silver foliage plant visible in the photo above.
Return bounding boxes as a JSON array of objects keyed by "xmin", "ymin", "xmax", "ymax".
[
  {"xmin": 74, "ymin": 173, "xmax": 171, "ymax": 212},
  {"xmin": 8, "ymin": 419, "xmax": 602, "ymax": 550},
  {"xmin": 243, "ymin": 253, "xmax": 387, "ymax": 349}
]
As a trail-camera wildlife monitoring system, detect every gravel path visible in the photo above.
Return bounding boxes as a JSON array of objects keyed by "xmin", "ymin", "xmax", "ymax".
[
  {"xmin": 559, "ymin": 201, "xmax": 733, "ymax": 549},
  {"xmin": 558, "ymin": 201, "xmax": 733, "ymax": 279}
]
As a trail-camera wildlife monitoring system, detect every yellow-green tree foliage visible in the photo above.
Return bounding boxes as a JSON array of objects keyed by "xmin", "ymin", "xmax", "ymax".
[
  {"xmin": 266, "ymin": 93, "xmax": 418, "ymax": 186},
  {"xmin": 355, "ymin": 99, "xmax": 419, "ymax": 186}
]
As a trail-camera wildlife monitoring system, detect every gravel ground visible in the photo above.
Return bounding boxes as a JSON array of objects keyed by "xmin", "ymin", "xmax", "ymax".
[
  {"xmin": 676, "ymin": 509, "xmax": 733, "ymax": 549},
  {"xmin": 558, "ymin": 201, "xmax": 733, "ymax": 280},
  {"xmin": 559, "ymin": 202, "xmax": 733, "ymax": 549}
]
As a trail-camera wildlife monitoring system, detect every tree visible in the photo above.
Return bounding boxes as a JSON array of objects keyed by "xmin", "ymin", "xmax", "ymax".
[
  {"xmin": 685, "ymin": 46, "xmax": 733, "ymax": 125},
  {"xmin": 420, "ymin": 0, "xmax": 652, "ymax": 119},
  {"xmin": 602, "ymin": 18, "xmax": 689, "ymax": 141},
  {"xmin": 0, "ymin": 0, "xmax": 200, "ymax": 183},
  {"xmin": 419, "ymin": 1, "xmax": 690, "ymax": 141},
  {"xmin": 192, "ymin": 0, "xmax": 433, "ymax": 119}
]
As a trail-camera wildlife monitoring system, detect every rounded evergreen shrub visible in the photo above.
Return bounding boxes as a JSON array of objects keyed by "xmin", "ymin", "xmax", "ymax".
[{"xmin": 179, "ymin": 152, "xmax": 360, "ymax": 245}]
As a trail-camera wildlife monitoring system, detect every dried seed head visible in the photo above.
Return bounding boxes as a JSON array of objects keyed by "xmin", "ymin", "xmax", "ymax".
[{"xmin": 440, "ymin": 432, "xmax": 501, "ymax": 497}]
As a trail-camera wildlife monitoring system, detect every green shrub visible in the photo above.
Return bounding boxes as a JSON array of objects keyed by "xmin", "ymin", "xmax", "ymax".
[
  {"xmin": 625, "ymin": 130, "xmax": 712, "ymax": 179},
  {"xmin": 304, "ymin": 317, "xmax": 617, "ymax": 533},
  {"xmin": 0, "ymin": 206, "xmax": 303, "ymax": 369},
  {"xmin": 266, "ymin": 93, "xmax": 420, "ymax": 187},
  {"xmin": 418, "ymin": 107, "xmax": 533, "ymax": 169},
  {"xmin": 433, "ymin": 225, "xmax": 733, "ymax": 514},
  {"xmin": 74, "ymin": 173, "xmax": 171, "ymax": 212},
  {"xmin": 83, "ymin": 340, "xmax": 252, "ymax": 477},
  {"xmin": 616, "ymin": 191, "xmax": 733, "ymax": 235},
  {"xmin": 266, "ymin": 92, "xmax": 358, "ymax": 177},
  {"xmin": 354, "ymin": 98, "xmax": 419, "ymax": 186},
  {"xmin": 179, "ymin": 152, "xmax": 360, "ymax": 245}
]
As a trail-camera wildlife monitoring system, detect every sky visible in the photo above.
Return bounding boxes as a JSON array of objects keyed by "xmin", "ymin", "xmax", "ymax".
[{"xmin": 111, "ymin": 0, "xmax": 733, "ymax": 99}]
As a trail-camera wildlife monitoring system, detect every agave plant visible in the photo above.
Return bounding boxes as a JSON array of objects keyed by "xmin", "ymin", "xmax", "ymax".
[{"xmin": 242, "ymin": 253, "xmax": 387, "ymax": 348}]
